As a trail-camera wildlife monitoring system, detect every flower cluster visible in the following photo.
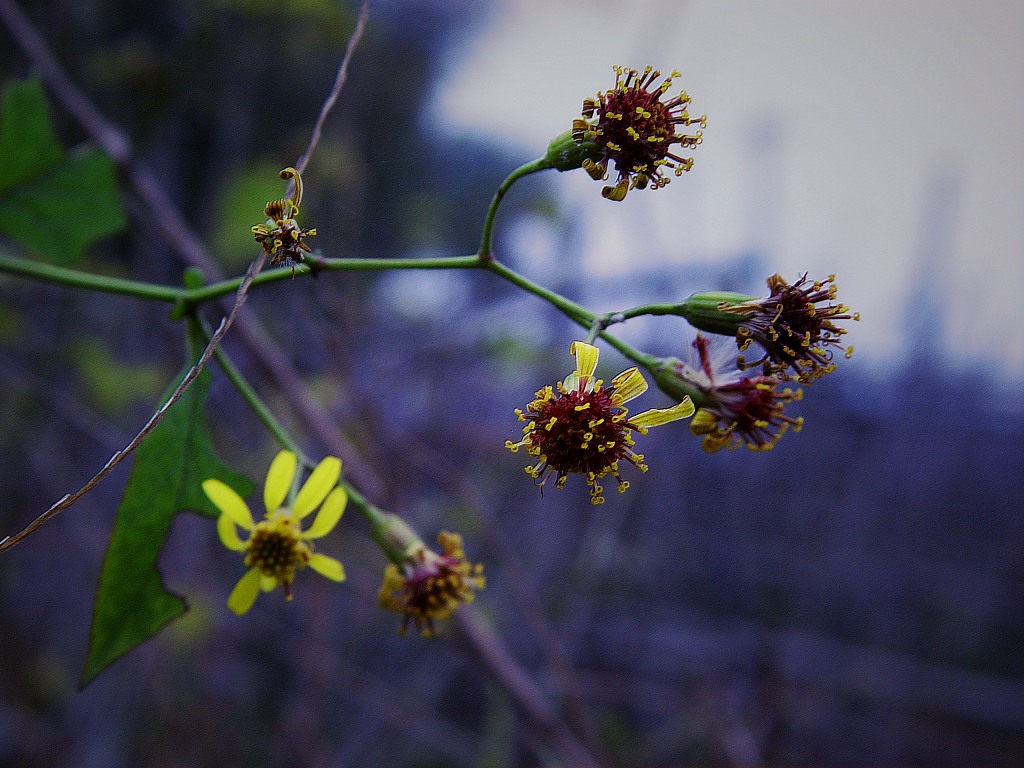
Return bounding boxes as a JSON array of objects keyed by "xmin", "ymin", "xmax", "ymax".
[
  {"xmin": 251, "ymin": 167, "xmax": 317, "ymax": 267},
  {"xmin": 572, "ymin": 65, "xmax": 705, "ymax": 201},
  {"xmin": 378, "ymin": 531, "xmax": 485, "ymax": 636},
  {"xmin": 506, "ymin": 341, "xmax": 694, "ymax": 504},
  {"xmin": 204, "ymin": 451, "xmax": 346, "ymax": 615}
]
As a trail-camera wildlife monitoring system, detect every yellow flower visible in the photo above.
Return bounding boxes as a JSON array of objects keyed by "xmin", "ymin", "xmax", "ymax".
[
  {"xmin": 506, "ymin": 341, "xmax": 694, "ymax": 504},
  {"xmin": 203, "ymin": 451, "xmax": 347, "ymax": 615}
]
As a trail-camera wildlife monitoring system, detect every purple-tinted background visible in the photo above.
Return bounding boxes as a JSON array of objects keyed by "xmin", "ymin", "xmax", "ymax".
[{"xmin": 1, "ymin": 1, "xmax": 1022, "ymax": 766}]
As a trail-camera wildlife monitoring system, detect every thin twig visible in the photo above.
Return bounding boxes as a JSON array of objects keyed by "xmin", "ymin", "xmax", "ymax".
[
  {"xmin": 294, "ymin": 0, "xmax": 370, "ymax": 177},
  {"xmin": 0, "ymin": 253, "xmax": 268, "ymax": 553}
]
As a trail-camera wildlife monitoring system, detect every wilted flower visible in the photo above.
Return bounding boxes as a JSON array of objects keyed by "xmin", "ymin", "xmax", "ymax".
[
  {"xmin": 506, "ymin": 341, "xmax": 694, "ymax": 504},
  {"xmin": 731, "ymin": 273, "xmax": 857, "ymax": 383},
  {"xmin": 378, "ymin": 530, "xmax": 485, "ymax": 637},
  {"xmin": 203, "ymin": 451, "xmax": 346, "ymax": 615},
  {"xmin": 680, "ymin": 273, "xmax": 858, "ymax": 384},
  {"xmin": 251, "ymin": 167, "xmax": 317, "ymax": 267},
  {"xmin": 657, "ymin": 335, "xmax": 803, "ymax": 452},
  {"xmin": 571, "ymin": 65, "xmax": 705, "ymax": 201}
]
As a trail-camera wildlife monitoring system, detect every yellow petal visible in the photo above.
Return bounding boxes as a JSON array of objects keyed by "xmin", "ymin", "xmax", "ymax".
[
  {"xmin": 227, "ymin": 568, "xmax": 262, "ymax": 615},
  {"xmin": 570, "ymin": 341, "xmax": 599, "ymax": 380},
  {"xmin": 217, "ymin": 513, "xmax": 247, "ymax": 551},
  {"xmin": 202, "ymin": 479, "xmax": 254, "ymax": 530},
  {"xmin": 260, "ymin": 575, "xmax": 277, "ymax": 592},
  {"xmin": 308, "ymin": 553, "xmax": 346, "ymax": 582},
  {"xmin": 304, "ymin": 486, "xmax": 347, "ymax": 539},
  {"xmin": 610, "ymin": 367, "xmax": 648, "ymax": 403},
  {"xmin": 293, "ymin": 456, "xmax": 342, "ymax": 519},
  {"xmin": 631, "ymin": 396, "xmax": 696, "ymax": 428},
  {"xmin": 264, "ymin": 450, "xmax": 297, "ymax": 514}
]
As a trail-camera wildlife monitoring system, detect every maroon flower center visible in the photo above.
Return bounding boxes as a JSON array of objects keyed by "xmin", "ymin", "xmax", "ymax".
[{"xmin": 527, "ymin": 388, "xmax": 632, "ymax": 476}]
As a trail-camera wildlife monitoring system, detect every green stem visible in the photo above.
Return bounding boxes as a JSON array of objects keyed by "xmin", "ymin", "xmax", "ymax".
[
  {"xmin": 481, "ymin": 259, "xmax": 592, "ymax": 325},
  {"xmin": 596, "ymin": 332, "xmax": 660, "ymax": 372},
  {"xmin": 207, "ymin": 317, "xmax": 389, "ymax": 530},
  {"xmin": 608, "ymin": 302, "xmax": 692, "ymax": 322},
  {"xmin": 343, "ymin": 482, "xmax": 390, "ymax": 536},
  {"xmin": 176, "ymin": 255, "xmax": 482, "ymax": 314},
  {"xmin": 0, "ymin": 253, "xmax": 183, "ymax": 303},
  {"xmin": 481, "ymin": 259, "xmax": 659, "ymax": 371},
  {"xmin": 211, "ymin": 342, "xmax": 300, "ymax": 457},
  {"xmin": 476, "ymin": 158, "xmax": 551, "ymax": 260}
]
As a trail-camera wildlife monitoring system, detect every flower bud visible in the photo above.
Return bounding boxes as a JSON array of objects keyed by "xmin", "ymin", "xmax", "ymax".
[{"xmin": 542, "ymin": 128, "xmax": 603, "ymax": 172}]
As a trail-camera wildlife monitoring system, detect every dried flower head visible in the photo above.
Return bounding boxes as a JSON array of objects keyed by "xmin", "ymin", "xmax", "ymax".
[
  {"xmin": 378, "ymin": 531, "xmax": 485, "ymax": 636},
  {"xmin": 572, "ymin": 65, "xmax": 705, "ymax": 201},
  {"xmin": 506, "ymin": 341, "xmax": 694, "ymax": 504},
  {"xmin": 663, "ymin": 335, "xmax": 804, "ymax": 452},
  {"xmin": 203, "ymin": 451, "xmax": 346, "ymax": 615},
  {"xmin": 725, "ymin": 273, "xmax": 858, "ymax": 384},
  {"xmin": 251, "ymin": 167, "xmax": 317, "ymax": 267}
]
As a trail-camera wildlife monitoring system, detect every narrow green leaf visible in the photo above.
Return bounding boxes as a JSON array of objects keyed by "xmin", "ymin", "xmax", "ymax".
[
  {"xmin": 81, "ymin": 331, "xmax": 252, "ymax": 686},
  {"xmin": 0, "ymin": 77, "xmax": 62, "ymax": 192},
  {"xmin": 0, "ymin": 78, "xmax": 126, "ymax": 263}
]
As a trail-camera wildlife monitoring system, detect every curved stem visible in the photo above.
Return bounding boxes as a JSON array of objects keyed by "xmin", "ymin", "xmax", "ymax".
[
  {"xmin": 476, "ymin": 158, "xmax": 551, "ymax": 260},
  {"xmin": 480, "ymin": 259, "xmax": 659, "ymax": 371},
  {"xmin": 210, "ymin": 337, "xmax": 300, "ymax": 457}
]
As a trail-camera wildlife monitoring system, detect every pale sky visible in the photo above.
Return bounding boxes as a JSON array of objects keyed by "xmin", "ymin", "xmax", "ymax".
[{"xmin": 431, "ymin": 0, "xmax": 1024, "ymax": 377}]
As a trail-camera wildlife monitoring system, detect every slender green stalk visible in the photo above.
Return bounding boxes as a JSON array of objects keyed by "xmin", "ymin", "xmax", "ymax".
[
  {"xmin": 209, "ymin": 320, "xmax": 389, "ymax": 530},
  {"xmin": 481, "ymin": 259, "xmax": 593, "ymax": 325},
  {"xmin": 177, "ymin": 254, "xmax": 483, "ymax": 313},
  {"xmin": 476, "ymin": 158, "xmax": 551, "ymax": 260},
  {"xmin": 0, "ymin": 254, "xmax": 183, "ymax": 303},
  {"xmin": 608, "ymin": 302, "xmax": 692, "ymax": 321},
  {"xmin": 211, "ymin": 343, "xmax": 300, "ymax": 457},
  {"xmin": 480, "ymin": 258, "xmax": 659, "ymax": 371},
  {"xmin": 342, "ymin": 481, "xmax": 390, "ymax": 532},
  {"xmin": 595, "ymin": 331, "xmax": 660, "ymax": 372}
]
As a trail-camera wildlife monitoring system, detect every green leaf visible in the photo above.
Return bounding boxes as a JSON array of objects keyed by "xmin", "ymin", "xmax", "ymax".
[
  {"xmin": 0, "ymin": 77, "xmax": 62, "ymax": 191},
  {"xmin": 81, "ymin": 328, "xmax": 253, "ymax": 686},
  {"xmin": 0, "ymin": 77, "xmax": 125, "ymax": 264}
]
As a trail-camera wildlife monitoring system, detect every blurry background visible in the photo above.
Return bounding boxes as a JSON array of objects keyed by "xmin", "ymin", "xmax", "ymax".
[{"xmin": 1, "ymin": 0, "xmax": 1022, "ymax": 766}]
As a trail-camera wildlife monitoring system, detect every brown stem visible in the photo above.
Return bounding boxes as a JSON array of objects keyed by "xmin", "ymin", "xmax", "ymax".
[
  {"xmin": 0, "ymin": 251, "xmax": 268, "ymax": 553},
  {"xmin": 294, "ymin": 0, "xmax": 370, "ymax": 177}
]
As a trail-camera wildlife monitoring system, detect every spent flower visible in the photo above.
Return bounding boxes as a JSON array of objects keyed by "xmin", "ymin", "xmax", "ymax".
[
  {"xmin": 203, "ymin": 450, "xmax": 346, "ymax": 615},
  {"xmin": 378, "ymin": 530, "xmax": 485, "ymax": 637},
  {"xmin": 681, "ymin": 273, "xmax": 859, "ymax": 384},
  {"xmin": 506, "ymin": 341, "xmax": 694, "ymax": 504},
  {"xmin": 572, "ymin": 65, "xmax": 705, "ymax": 201},
  {"xmin": 251, "ymin": 167, "xmax": 317, "ymax": 267},
  {"xmin": 657, "ymin": 335, "xmax": 803, "ymax": 453}
]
